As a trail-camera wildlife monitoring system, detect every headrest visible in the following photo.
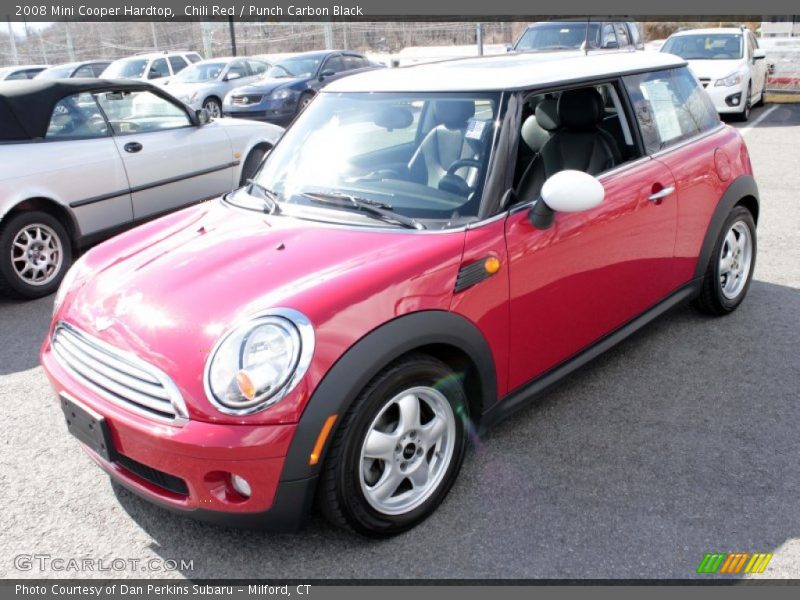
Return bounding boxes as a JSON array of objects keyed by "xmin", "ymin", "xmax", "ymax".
[
  {"xmin": 434, "ymin": 100, "xmax": 476, "ymax": 130},
  {"xmin": 534, "ymin": 97, "xmax": 560, "ymax": 132},
  {"xmin": 558, "ymin": 87, "xmax": 604, "ymax": 131},
  {"xmin": 520, "ymin": 115, "xmax": 548, "ymax": 153}
]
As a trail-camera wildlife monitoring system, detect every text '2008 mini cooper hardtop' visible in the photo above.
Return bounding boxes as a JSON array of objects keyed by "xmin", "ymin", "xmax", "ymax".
[{"xmin": 42, "ymin": 51, "xmax": 759, "ymax": 536}]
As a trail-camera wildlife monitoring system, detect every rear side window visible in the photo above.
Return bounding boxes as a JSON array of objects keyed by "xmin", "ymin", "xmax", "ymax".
[
  {"xmin": 628, "ymin": 22, "xmax": 643, "ymax": 49},
  {"xmin": 169, "ymin": 56, "xmax": 188, "ymax": 74},
  {"xmin": 623, "ymin": 67, "xmax": 719, "ymax": 153},
  {"xmin": 73, "ymin": 65, "xmax": 95, "ymax": 78},
  {"xmin": 323, "ymin": 56, "xmax": 344, "ymax": 73},
  {"xmin": 187, "ymin": 53, "xmax": 202, "ymax": 64},
  {"xmin": 614, "ymin": 23, "xmax": 631, "ymax": 48}
]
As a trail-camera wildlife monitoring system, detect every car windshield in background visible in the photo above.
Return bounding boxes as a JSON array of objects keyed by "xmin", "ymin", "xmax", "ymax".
[
  {"xmin": 265, "ymin": 58, "xmax": 322, "ymax": 79},
  {"xmin": 662, "ymin": 34, "xmax": 743, "ymax": 60},
  {"xmin": 230, "ymin": 91, "xmax": 500, "ymax": 229},
  {"xmin": 515, "ymin": 22, "xmax": 603, "ymax": 51},
  {"xmin": 103, "ymin": 59, "xmax": 148, "ymax": 79},
  {"xmin": 174, "ymin": 62, "xmax": 226, "ymax": 82},
  {"xmin": 36, "ymin": 65, "xmax": 75, "ymax": 79}
]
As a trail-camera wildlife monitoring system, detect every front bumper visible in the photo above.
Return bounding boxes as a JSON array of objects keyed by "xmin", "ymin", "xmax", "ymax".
[
  {"xmin": 41, "ymin": 343, "xmax": 314, "ymax": 531},
  {"xmin": 703, "ymin": 80, "xmax": 749, "ymax": 114}
]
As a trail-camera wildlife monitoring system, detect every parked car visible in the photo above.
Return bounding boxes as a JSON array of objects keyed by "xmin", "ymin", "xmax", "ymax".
[
  {"xmin": 661, "ymin": 27, "xmax": 768, "ymax": 121},
  {"xmin": 512, "ymin": 20, "xmax": 643, "ymax": 53},
  {"xmin": 43, "ymin": 51, "xmax": 758, "ymax": 536},
  {"xmin": 0, "ymin": 64, "xmax": 48, "ymax": 80},
  {"xmin": 162, "ymin": 57, "xmax": 270, "ymax": 118},
  {"xmin": 222, "ymin": 50, "xmax": 378, "ymax": 123},
  {"xmin": 101, "ymin": 51, "xmax": 202, "ymax": 82},
  {"xmin": 0, "ymin": 79, "xmax": 282, "ymax": 298},
  {"xmin": 35, "ymin": 61, "xmax": 112, "ymax": 79}
]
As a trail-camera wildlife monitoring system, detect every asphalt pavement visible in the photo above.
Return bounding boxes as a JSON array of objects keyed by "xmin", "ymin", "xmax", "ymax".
[{"xmin": 1, "ymin": 103, "xmax": 798, "ymax": 580}]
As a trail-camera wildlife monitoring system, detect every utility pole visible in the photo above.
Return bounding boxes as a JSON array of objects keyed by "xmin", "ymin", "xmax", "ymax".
[
  {"xmin": 150, "ymin": 22, "xmax": 158, "ymax": 50},
  {"xmin": 201, "ymin": 21, "xmax": 213, "ymax": 58},
  {"xmin": 65, "ymin": 21, "xmax": 75, "ymax": 61},
  {"xmin": 324, "ymin": 22, "xmax": 333, "ymax": 50},
  {"xmin": 228, "ymin": 16, "xmax": 237, "ymax": 56},
  {"xmin": 476, "ymin": 23, "xmax": 484, "ymax": 56},
  {"xmin": 38, "ymin": 30, "xmax": 48, "ymax": 63},
  {"xmin": 6, "ymin": 19, "xmax": 19, "ymax": 65}
]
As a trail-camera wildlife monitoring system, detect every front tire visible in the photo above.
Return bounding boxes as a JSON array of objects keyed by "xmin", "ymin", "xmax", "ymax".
[
  {"xmin": 238, "ymin": 145, "xmax": 270, "ymax": 185},
  {"xmin": 0, "ymin": 211, "xmax": 72, "ymax": 299},
  {"xmin": 318, "ymin": 354, "xmax": 469, "ymax": 537},
  {"xmin": 202, "ymin": 97, "xmax": 222, "ymax": 119},
  {"xmin": 695, "ymin": 206, "xmax": 756, "ymax": 316},
  {"xmin": 755, "ymin": 76, "xmax": 768, "ymax": 107},
  {"xmin": 736, "ymin": 82, "xmax": 752, "ymax": 121}
]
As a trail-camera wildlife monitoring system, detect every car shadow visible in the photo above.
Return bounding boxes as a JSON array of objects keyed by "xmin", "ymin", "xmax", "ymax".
[
  {"xmin": 0, "ymin": 294, "xmax": 54, "ymax": 376},
  {"xmin": 111, "ymin": 278, "xmax": 800, "ymax": 579}
]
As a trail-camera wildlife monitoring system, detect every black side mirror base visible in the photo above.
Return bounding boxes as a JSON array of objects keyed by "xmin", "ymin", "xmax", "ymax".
[{"xmin": 529, "ymin": 199, "xmax": 555, "ymax": 229}]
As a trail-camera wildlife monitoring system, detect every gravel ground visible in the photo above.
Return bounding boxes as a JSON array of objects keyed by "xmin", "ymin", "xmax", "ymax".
[{"xmin": 1, "ymin": 104, "xmax": 798, "ymax": 580}]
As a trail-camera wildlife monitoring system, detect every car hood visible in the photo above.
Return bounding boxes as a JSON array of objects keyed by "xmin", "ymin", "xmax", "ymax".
[
  {"xmin": 685, "ymin": 59, "xmax": 745, "ymax": 80},
  {"xmin": 230, "ymin": 77, "xmax": 300, "ymax": 95},
  {"xmin": 58, "ymin": 200, "xmax": 463, "ymax": 420}
]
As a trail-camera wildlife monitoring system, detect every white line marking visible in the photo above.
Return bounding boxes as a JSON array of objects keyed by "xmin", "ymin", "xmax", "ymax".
[{"xmin": 739, "ymin": 105, "xmax": 779, "ymax": 135}]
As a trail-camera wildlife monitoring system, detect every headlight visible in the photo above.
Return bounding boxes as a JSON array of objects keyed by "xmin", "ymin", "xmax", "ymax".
[
  {"xmin": 271, "ymin": 88, "xmax": 293, "ymax": 100},
  {"xmin": 715, "ymin": 72, "xmax": 743, "ymax": 87},
  {"xmin": 204, "ymin": 309, "xmax": 314, "ymax": 415},
  {"xmin": 52, "ymin": 254, "xmax": 87, "ymax": 316}
]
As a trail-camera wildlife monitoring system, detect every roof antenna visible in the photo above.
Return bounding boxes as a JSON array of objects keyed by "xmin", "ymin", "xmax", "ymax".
[{"xmin": 583, "ymin": 18, "xmax": 590, "ymax": 55}]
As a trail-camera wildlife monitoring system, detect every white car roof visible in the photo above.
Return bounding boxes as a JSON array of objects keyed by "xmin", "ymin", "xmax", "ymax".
[
  {"xmin": 669, "ymin": 28, "xmax": 745, "ymax": 37},
  {"xmin": 325, "ymin": 51, "xmax": 686, "ymax": 93}
]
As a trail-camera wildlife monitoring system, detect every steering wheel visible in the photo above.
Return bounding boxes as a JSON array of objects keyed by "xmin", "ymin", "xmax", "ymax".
[{"xmin": 445, "ymin": 158, "xmax": 482, "ymax": 179}]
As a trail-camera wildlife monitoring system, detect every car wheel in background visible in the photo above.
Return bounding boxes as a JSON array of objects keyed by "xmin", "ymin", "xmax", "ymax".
[
  {"xmin": 737, "ymin": 82, "xmax": 752, "ymax": 121},
  {"xmin": 695, "ymin": 206, "xmax": 756, "ymax": 316},
  {"xmin": 202, "ymin": 97, "xmax": 222, "ymax": 119},
  {"xmin": 0, "ymin": 211, "xmax": 72, "ymax": 299},
  {"xmin": 298, "ymin": 92, "xmax": 314, "ymax": 113},
  {"xmin": 318, "ymin": 353, "xmax": 469, "ymax": 537},
  {"xmin": 755, "ymin": 76, "xmax": 768, "ymax": 107},
  {"xmin": 238, "ymin": 144, "xmax": 271, "ymax": 185}
]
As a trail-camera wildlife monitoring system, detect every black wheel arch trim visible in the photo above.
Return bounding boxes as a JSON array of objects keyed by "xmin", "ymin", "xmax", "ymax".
[
  {"xmin": 693, "ymin": 174, "xmax": 759, "ymax": 280},
  {"xmin": 280, "ymin": 310, "xmax": 498, "ymax": 482}
]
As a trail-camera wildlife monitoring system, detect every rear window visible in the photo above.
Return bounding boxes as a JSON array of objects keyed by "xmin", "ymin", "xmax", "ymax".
[{"xmin": 624, "ymin": 67, "xmax": 719, "ymax": 153}]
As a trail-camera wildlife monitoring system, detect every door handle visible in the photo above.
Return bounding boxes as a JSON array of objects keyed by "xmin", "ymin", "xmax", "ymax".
[
  {"xmin": 124, "ymin": 142, "xmax": 143, "ymax": 153},
  {"xmin": 648, "ymin": 185, "xmax": 675, "ymax": 202}
]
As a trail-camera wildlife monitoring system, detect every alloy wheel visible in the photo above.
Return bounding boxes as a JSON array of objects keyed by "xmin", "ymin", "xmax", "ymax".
[
  {"xmin": 359, "ymin": 386, "xmax": 456, "ymax": 516},
  {"xmin": 718, "ymin": 220, "xmax": 753, "ymax": 300},
  {"xmin": 10, "ymin": 223, "xmax": 64, "ymax": 287}
]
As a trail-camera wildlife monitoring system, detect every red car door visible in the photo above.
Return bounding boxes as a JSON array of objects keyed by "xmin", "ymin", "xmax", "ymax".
[{"xmin": 504, "ymin": 156, "xmax": 681, "ymax": 391}]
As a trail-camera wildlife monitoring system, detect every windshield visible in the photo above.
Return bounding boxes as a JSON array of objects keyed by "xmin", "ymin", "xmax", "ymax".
[
  {"xmin": 228, "ymin": 92, "xmax": 500, "ymax": 229},
  {"xmin": 515, "ymin": 22, "xmax": 606, "ymax": 51},
  {"xmin": 36, "ymin": 65, "xmax": 76, "ymax": 79},
  {"xmin": 662, "ymin": 34, "xmax": 743, "ymax": 60},
  {"xmin": 174, "ymin": 61, "xmax": 226, "ymax": 82},
  {"xmin": 102, "ymin": 59, "xmax": 148, "ymax": 79},
  {"xmin": 264, "ymin": 57, "xmax": 322, "ymax": 79}
]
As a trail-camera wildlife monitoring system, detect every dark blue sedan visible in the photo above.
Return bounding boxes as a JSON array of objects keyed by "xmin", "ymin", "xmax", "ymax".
[{"xmin": 222, "ymin": 50, "xmax": 379, "ymax": 124}]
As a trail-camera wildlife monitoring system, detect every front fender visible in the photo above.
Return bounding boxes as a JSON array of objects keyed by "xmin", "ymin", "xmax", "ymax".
[{"xmin": 279, "ymin": 310, "xmax": 497, "ymax": 482}]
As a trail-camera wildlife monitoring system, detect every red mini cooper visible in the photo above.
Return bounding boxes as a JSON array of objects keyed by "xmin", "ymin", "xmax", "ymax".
[{"xmin": 42, "ymin": 52, "xmax": 758, "ymax": 536}]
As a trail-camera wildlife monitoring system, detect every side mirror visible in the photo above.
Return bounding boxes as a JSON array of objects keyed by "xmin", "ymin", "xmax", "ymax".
[
  {"xmin": 319, "ymin": 69, "xmax": 335, "ymax": 80},
  {"xmin": 528, "ymin": 170, "xmax": 605, "ymax": 229},
  {"xmin": 753, "ymin": 49, "xmax": 766, "ymax": 60},
  {"xmin": 196, "ymin": 108, "xmax": 211, "ymax": 125},
  {"xmin": 225, "ymin": 71, "xmax": 242, "ymax": 81}
]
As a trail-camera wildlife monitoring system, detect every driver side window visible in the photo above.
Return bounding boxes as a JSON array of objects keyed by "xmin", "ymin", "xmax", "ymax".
[
  {"xmin": 46, "ymin": 93, "xmax": 109, "ymax": 140},
  {"xmin": 95, "ymin": 90, "xmax": 192, "ymax": 134}
]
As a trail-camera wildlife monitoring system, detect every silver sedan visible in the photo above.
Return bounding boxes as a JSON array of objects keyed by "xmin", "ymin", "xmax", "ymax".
[{"xmin": 160, "ymin": 58, "xmax": 270, "ymax": 118}]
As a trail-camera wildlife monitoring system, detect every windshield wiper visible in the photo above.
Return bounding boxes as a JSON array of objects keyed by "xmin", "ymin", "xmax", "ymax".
[
  {"xmin": 246, "ymin": 179, "xmax": 281, "ymax": 214},
  {"xmin": 301, "ymin": 191, "xmax": 425, "ymax": 230}
]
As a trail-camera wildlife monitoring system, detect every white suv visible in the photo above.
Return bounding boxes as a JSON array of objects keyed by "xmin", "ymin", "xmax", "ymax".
[
  {"xmin": 661, "ymin": 27, "xmax": 768, "ymax": 121},
  {"xmin": 101, "ymin": 51, "xmax": 202, "ymax": 83}
]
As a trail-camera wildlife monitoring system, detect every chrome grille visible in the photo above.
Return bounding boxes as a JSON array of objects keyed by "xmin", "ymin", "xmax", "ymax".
[
  {"xmin": 52, "ymin": 323, "xmax": 187, "ymax": 425},
  {"xmin": 231, "ymin": 94, "xmax": 262, "ymax": 105}
]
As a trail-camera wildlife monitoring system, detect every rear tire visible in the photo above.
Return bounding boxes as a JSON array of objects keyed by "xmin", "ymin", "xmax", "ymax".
[
  {"xmin": 318, "ymin": 354, "xmax": 469, "ymax": 537},
  {"xmin": 0, "ymin": 211, "xmax": 72, "ymax": 299},
  {"xmin": 694, "ymin": 206, "xmax": 756, "ymax": 316}
]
